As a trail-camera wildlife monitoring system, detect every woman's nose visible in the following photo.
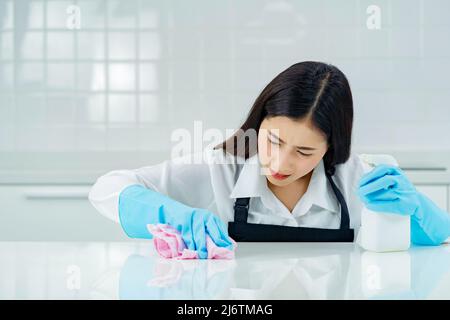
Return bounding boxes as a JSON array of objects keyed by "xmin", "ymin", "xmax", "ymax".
[{"xmin": 272, "ymin": 150, "xmax": 293, "ymax": 172}]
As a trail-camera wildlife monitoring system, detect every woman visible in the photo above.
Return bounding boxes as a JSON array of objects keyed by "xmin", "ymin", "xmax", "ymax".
[{"xmin": 89, "ymin": 61, "xmax": 450, "ymax": 259}]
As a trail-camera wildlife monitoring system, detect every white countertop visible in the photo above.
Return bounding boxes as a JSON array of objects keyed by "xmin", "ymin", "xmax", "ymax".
[{"xmin": 1, "ymin": 241, "xmax": 449, "ymax": 300}]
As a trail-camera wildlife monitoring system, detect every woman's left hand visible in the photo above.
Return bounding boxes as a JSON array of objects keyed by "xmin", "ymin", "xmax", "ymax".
[{"xmin": 357, "ymin": 164, "xmax": 420, "ymax": 216}]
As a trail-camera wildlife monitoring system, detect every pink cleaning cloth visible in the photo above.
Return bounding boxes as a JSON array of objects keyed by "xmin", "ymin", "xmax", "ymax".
[{"xmin": 146, "ymin": 223, "xmax": 237, "ymax": 260}]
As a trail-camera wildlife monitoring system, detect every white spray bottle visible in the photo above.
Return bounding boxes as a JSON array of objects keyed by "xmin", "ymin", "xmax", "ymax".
[{"xmin": 357, "ymin": 154, "xmax": 411, "ymax": 252}]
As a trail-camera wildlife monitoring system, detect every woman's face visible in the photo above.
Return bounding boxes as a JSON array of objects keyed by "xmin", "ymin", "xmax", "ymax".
[{"xmin": 258, "ymin": 116, "xmax": 329, "ymax": 187}]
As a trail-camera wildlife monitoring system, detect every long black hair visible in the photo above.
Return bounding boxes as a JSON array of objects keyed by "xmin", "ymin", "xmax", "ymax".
[{"xmin": 214, "ymin": 61, "xmax": 353, "ymax": 176}]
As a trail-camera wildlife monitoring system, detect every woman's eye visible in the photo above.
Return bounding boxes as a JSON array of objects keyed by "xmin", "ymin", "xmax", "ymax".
[
  {"xmin": 298, "ymin": 151, "xmax": 313, "ymax": 157},
  {"xmin": 268, "ymin": 137, "xmax": 279, "ymax": 145}
]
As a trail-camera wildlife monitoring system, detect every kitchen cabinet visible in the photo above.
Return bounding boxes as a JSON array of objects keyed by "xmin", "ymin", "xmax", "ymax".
[
  {"xmin": 0, "ymin": 185, "xmax": 130, "ymax": 241},
  {"xmin": 415, "ymin": 185, "xmax": 449, "ymax": 212}
]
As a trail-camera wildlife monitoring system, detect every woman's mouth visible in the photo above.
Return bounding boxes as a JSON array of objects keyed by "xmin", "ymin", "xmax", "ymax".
[{"xmin": 270, "ymin": 169, "xmax": 291, "ymax": 180}]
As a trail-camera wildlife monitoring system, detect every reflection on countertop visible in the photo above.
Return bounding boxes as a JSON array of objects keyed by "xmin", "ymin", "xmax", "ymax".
[{"xmin": 0, "ymin": 241, "xmax": 449, "ymax": 300}]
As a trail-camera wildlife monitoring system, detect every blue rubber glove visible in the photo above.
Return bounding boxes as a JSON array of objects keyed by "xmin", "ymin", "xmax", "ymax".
[
  {"xmin": 118, "ymin": 184, "xmax": 233, "ymax": 259},
  {"xmin": 357, "ymin": 164, "xmax": 450, "ymax": 246}
]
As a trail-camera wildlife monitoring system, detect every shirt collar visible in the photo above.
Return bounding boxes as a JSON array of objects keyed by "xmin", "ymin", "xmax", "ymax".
[
  {"xmin": 229, "ymin": 152, "xmax": 340, "ymax": 215},
  {"xmin": 229, "ymin": 153, "xmax": 266, "ymax": 199}
]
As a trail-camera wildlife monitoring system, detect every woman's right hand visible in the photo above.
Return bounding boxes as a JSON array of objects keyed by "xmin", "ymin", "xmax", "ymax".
[
  {"xmin": 169, "ymin": 207, "xmax": 234, "ymax": 259},
  {"xmin": 118, "ymin": 184, "xmax": 233, "ymax": 259}
]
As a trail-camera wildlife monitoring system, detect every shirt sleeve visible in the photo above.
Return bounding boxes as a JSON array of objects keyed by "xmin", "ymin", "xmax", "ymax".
[{"xmin": 88, "ymin": 149, "xmax": 216, "ymax": 223}]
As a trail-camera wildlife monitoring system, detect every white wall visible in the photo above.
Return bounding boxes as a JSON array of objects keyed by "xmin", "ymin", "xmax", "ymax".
[{"xmin": 0, "ymin": 0, "xmax": 449, "ymax": 157}]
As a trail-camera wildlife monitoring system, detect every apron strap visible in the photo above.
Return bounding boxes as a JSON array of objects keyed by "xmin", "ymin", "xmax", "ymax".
[
  {"xmin": 233, "ymin": 197, "xmax": 250, "ymax": 223},
  {"xmin": 325, "ymin": 172, "xmax": 351, "ymax": 230}
]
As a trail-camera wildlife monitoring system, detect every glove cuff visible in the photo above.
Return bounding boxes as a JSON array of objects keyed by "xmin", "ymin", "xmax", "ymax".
[
  {"xmin": 118, "ymin": 184, "xmax": 157, "ymax": 239},
  {"xmin": 411, "ymin": 192, "xmax": 450, "ymax": 245}
]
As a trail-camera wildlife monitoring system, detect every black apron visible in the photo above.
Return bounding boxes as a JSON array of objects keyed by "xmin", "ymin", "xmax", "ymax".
[{"xmin": 228, "ymin": 169, "xmax": 354, "ymax": 242}]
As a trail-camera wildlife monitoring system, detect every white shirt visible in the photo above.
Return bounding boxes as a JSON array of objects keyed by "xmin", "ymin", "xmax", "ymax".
[{"xmin": 88, "ymin": 148, "xmax": 386, "ymax": 240}]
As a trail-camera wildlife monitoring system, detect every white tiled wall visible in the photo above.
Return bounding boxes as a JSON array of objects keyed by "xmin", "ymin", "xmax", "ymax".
[{"xmin": 0, "ymin": 0, "xmax": 450, "ymax": 154}]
